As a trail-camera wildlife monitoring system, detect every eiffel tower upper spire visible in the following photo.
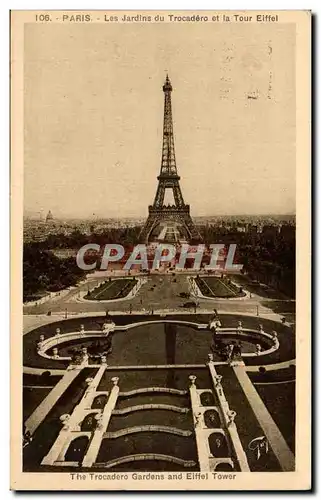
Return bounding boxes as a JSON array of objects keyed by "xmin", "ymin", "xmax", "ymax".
[
  {"xmin": 160, "ymin": 74, "xmax": 178, "ymax": 178},
  {"xmin": 139, "ymin": 76, "xmax": 201, "ymax": 243}
]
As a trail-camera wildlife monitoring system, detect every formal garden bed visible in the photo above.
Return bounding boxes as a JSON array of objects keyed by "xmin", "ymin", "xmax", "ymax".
[
  {"xmin": 194, "ymin": 276, "xmax": 246, "ymax": 298},
  {"xmin": 84, "ymin": 278, "xmax": 138, "ymax": 301}
]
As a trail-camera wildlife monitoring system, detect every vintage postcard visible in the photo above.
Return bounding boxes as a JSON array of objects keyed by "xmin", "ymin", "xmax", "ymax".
[{"xmin": 11, "ymin": 10, "xmax": 311, "ymax": 490}]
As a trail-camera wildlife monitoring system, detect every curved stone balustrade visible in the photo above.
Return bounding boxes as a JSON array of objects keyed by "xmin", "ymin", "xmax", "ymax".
[
  {"xmin": 112, "ymin": 404, "xmax": 190, "ymax": 415},
  {"xmin": 36, "ymin": 324, "xmax": 279, "ymax": 363},
  {"xmin": 95, "ymin": 454, "xmax": 197, "ymax": 469},
  {"xmin": 104, "ymin": 425, "xmax": 192, "ymax": 438},
  {"xmin": 212, "ymin": 458, "xmax": 234, "ymax": 471},
  {"xmin": 36, "ymin": 320, "xmax": 204, "ymax": 361},
  {"xmin": 121, "ymin": 319, "xmax": 205, "ymax": 331},
  {"xmin": 211, "ymin": 327, "xmax": 280, "ymax": 358},
  {"xmin": 37, "ymin": 331, "xmax": 105, "ymax": 360},
  {"xmin": 119, "ymin": 387, "xmax": 188, "ymax": 397}
]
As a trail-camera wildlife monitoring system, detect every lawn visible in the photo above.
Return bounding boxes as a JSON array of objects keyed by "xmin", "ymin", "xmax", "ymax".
[
  {"xmin": 254, "ymin": 381, "xmax": 295, "ymax": 453},
  {"xmin": 23, "ymin": 387, "xmax": 53, "ymax": 422},
  {"xmin": 229, "ymin": 274, "xmax": 289, "ymax": 300},
  {"xmin": 247, "ymin": 366, "xmax": 296, "ymax": 452},
  {"xmin": 97, "ymin": 368, "xmax": 213, "ymax": 393},
  {"xmin": 194, "ymin": 277, "xmax": 245, "ymax": 298},
  {"xmin": 84, "ymin": 278, "xmax": 138, "ymax": 301},
  {"xmin": 96, "ymin": 432, "xmax": 198, "ymax": 463}
]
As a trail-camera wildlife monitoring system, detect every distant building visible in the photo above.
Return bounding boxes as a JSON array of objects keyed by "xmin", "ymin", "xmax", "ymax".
[{"xmin": 46, "ymin": 210, "xmax": 54, "ymax": 223}]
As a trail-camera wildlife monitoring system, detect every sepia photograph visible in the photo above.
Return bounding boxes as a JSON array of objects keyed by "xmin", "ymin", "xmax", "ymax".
[{"xmin": 10, "ymin": 10, "xmax": 311, "ymax": 491}]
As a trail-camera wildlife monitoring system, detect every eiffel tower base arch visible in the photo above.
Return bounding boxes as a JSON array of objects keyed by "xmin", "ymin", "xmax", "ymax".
[{"xmin": 140, "ymin": 206, "xmax": 200, "ymax": 243}]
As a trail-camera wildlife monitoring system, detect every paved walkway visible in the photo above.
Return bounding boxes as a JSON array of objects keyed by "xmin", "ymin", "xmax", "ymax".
[
  {"xmin": 25, "ymin": 367, "xmax": 82, "ymax": 435},
  {"xmin": 24, "ymin": 274, "xmax": 294, "ymax": 319},
  {"xmin": 23, "ymin": 307, "xmax": 289, "ymax": 335}
]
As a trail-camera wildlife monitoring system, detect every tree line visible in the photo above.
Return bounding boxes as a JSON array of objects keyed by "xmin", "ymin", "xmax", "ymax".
[
  {"xmin": 24, "ymin": 223, "xmax": 295, "ymax": 300},
  {"xmin": 23, "ymin": 242, "xmax": 86, "ymax": 301}
]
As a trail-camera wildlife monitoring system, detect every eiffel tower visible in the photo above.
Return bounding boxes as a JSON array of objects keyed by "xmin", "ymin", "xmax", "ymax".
[{"xmin": 140, "ymin": 75, "xmax": 201, "ymax": 243}]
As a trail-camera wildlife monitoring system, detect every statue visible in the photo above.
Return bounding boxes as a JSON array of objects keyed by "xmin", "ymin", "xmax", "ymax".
[
  {"xmin": 60, "ymin": 414, "xmax": 71, "ymax": 430},
  {"xmin": 81, "ymin": 347, "xmax": 89, "ymax": 365},
  {"xmin": 227, "ymin": 410, "xmax": 236, "ymax": 426},
  {"xmin": 214, "ymin": 374, "xmax": 222, "ymax": 387},
  {"xmin": 52, "ymin": 347, "xmax": 59, "ymax": 359}
]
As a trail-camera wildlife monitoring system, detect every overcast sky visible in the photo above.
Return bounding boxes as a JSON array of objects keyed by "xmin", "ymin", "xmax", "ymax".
[{"xmin": 24, "ymin": 22, "xmax": 295, "ymax": 219}]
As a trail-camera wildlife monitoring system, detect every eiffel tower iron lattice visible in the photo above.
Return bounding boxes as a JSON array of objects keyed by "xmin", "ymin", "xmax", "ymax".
[{"xmin": 140, "ymin": 75, "xmax": 201, "ymax": 243}]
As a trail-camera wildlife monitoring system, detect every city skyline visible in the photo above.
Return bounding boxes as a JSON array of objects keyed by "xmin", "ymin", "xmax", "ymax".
[
  {"xmin": 24, "ymin": 23, "xmax": 296, "ymax": 219},
  {"xmin": 23, "ymin": 210, "xmax": 296, "ymax": 221}
]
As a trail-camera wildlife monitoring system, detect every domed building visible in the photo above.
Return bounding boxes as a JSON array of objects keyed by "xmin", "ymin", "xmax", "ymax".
[{"xmin": 45, "ymin": 210, "xmax": 54, "ymax": 223}]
